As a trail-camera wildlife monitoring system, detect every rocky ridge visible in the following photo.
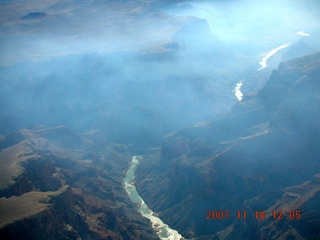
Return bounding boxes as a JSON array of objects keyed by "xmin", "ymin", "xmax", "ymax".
[
  {"xmin": 135, "ymin": 52, "xmax": 320, "ymax": 239},
  {"xmin": 0, "ymin": 126, "xmax": 158, "ymax": 239}
]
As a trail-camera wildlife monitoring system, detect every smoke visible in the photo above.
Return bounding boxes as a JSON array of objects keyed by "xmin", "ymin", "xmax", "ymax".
[
  {"xmin": 0, "ymin": 0, "xmax": 319, "ymax": 146},
  {"xmin": 166, "ymin": 0, "xmax": 320, "ymax": 54}
]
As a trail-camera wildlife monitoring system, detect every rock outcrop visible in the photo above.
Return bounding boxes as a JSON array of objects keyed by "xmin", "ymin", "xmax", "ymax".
[
  {"xmin": 135, "ymin": 52, "xmax": 320, "ymax": 239},
  {"xmin": 0, "ymin": 126, "xmax": 158, "ymax": 239}
]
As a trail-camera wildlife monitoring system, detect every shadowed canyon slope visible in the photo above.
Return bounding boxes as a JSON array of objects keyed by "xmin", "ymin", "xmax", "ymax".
[
  {"xmin": 0, "ymin": 127, "xmax": 158, "ymax": 239},
  {"xmin": 135, "ymin": 52, "xmax": 320, "ymax": 239},
  {"xmin": 1, "ymin": 0, "xmax": 320, "ymax": 239}
]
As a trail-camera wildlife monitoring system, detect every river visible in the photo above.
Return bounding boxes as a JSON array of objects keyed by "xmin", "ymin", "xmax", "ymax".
[
  {"xmin": 258, "ymin": 43, "xmax": 291, "ymax": 71},
  {"xmin": 233, "ymin": 81, "xmax": 243, "ymax": 101},
  {"xmin": 234, "ymin": 42, "xmax": 292, "ymax": 101},
  {"xmin": 124, "ymin": 156, "xmax": 185, "ymax": 240}
]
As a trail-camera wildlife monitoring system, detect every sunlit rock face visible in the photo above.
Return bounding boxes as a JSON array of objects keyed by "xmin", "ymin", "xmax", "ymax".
[
  {"xmin": 135, "ymin": 53, "xmax": 320, "ymax": 239},
  {"xmin": 1, "ymin": 0, "xmax": 320, "ymax": 239},
  {"xmin": 0, "ymin": 126, "xmax": 158, "ymax": 239}
]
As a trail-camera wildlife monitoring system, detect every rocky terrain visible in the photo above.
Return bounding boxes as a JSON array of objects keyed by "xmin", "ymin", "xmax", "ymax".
[
  {"xmin": 135, "ymin": 52, "xmax": 320, "ymax": 239},
  {"xmin": 0, "ymin": 126, "xmax": 158, "ymax": 239},
  {"xmin": 1, "ymin": 1, "xmax": 320, "ymax": 239}
]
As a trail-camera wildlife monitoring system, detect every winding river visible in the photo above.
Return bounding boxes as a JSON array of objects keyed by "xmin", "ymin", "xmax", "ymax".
[
  {"xmin": 258, "ymin": 43, "xmax": 291, "ymax": 71},
  {"xmin": 124, "ymin": 156, "xmax": 185, "ymax": 240},
  {"xmin": 234, "ymin": 41, "xmax": 294, "ymax": 101}
]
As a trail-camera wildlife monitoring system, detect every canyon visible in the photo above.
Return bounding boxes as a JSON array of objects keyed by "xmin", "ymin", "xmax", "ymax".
[
  {"xmin": 135, "ymin": 52, "xmax": 320, "ymax": 239},
  {"xmin": 0, "ymin": 127, "xmax": 158, "ymax": 239},
  {"xmin": 1, "ymin": 1, "xmax": 320, "ymax": 239}
]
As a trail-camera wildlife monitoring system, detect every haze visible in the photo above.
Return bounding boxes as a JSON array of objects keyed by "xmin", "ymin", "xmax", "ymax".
[
  {"xmin": 1, "ymin": 0, "xmax": 319, "ymax": 65},
  {"xmin": 0, "ymin": 0, "xmax": 320, "ymax": 143},
  {"xmin": 1, "ymin": 1, "xmax": 320, "ymax": 239}
]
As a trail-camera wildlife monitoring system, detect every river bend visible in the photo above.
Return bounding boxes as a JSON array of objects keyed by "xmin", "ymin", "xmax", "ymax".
[{"xmin": 124, "ymin": 156, "xmax": 185, "ymax": 240}]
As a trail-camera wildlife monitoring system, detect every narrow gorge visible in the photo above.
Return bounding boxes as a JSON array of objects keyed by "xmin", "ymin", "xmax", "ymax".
[{"xmin": 124, "ymin": 156, "xmax": 185, "ymax": 240}]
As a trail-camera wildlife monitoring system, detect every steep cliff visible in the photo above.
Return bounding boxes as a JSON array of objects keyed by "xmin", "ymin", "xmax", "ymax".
[
  {"xmin": 0, "ymin": 126, "xmax": 158, "ymax": 239},
  {"xmin": 0, "ymin": 186, "xmax": 88, "ymax": 240},
  {"xmin": 135, "ymin": 52, "xmax": 320, "ymax": 239}
]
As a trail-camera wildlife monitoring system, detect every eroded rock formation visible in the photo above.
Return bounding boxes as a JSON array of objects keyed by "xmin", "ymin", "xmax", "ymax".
[
  {"xmin": 135, "ymin": 52, "xmax": 320, "ymax": 239},
  {"xmin": 0, "ymin": 126, "xmax": 158, "ymax": 239}
]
